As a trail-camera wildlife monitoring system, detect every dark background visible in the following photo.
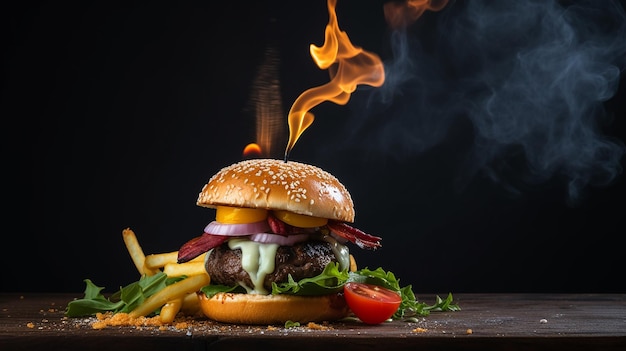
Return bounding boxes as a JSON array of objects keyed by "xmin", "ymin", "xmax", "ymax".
[{"xmin": 5, "ymin": 1, "xmax": 626, "ymax": 295}]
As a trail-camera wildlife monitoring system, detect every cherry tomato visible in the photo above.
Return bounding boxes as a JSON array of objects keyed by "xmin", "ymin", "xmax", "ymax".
[{"xmin": 343, "ymin": 282, "xmax": 402, "ymax": 324}]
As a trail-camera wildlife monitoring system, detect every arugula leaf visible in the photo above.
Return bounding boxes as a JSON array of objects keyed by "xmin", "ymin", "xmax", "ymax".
[
  {"xmin": 347, "ymin": 267, "xmax": 401, "ymax": 291},
  {"xmin": 272, "ymin": 262, "xmax": 349, "ymax": 295},
  {"xmin": 65, "ymin": 273, "xmax": 183, "ymax": 317},
  {"xmin": 197, "ymin": 262, "xmax": 350, "ymax": 298}
]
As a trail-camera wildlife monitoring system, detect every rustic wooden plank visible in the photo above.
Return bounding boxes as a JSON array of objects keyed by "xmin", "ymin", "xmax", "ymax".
[{"xmin": 1, "ymin": 293, "xmax": 624, "ymax": 350}]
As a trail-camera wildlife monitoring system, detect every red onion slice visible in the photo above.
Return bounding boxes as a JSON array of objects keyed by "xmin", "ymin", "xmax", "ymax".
[
  {"xmin": 204, "ymin": 220, "xmax": 271, "ymax": 236},
  {"xmin": 249, "ymin": 233, "xmax": 310, "ymax": 246}
]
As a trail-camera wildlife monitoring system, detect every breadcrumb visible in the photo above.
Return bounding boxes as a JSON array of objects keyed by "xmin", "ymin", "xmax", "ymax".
[
  {"xmin": 306, "ymin": 322, "xmax": 333, "ymax": 330},
  {"xmin": 174, "ymin": 321, "xmax": 191, "ymax": 329},
  {"xmin": 91, "ymin": 312, "xmax": 165, "ymax": 330}
]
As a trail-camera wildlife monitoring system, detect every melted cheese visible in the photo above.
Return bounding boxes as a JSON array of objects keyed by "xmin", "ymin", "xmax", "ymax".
[
  {"xmin": 228, "ymin": 239, "xmax": 279, "ymax": 294},
  {"xmin": 322, "ymin": 235, "xmax": 350, "ymax": 271}
]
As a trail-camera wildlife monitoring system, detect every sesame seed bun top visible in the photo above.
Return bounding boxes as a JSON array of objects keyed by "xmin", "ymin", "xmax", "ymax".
[{"xmin": 196, "ymin": 159, "xmax": 355, "ymax": 222}]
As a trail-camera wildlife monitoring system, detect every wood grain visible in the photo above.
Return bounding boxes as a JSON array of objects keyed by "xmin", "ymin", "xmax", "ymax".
[{"xmin": 1, "ymin": 293, "xmax": 624, "ymax": 350}]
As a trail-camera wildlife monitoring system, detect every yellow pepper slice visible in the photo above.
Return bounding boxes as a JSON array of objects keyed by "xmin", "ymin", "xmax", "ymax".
[
  {"xmin": 273, "ymin": 210, "xmax": 328, "ymax": 228},
  {"xmin": 216, "ymin": 206, "xmax": 268, "ymax": 224}
]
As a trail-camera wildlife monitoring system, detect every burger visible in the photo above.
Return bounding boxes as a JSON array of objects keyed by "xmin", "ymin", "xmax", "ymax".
[{"xmin": 176, "ymin": 158, "xmax": 381, "ymax": 325}]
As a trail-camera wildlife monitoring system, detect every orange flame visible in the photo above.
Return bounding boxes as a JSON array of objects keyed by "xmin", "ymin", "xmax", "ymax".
[
  {"xmin": 284, "ymin": 0, "xmax": 386, "ymax": 159},
  {"xmin": 384, "ymin": 0, "xmax": 449, "ymax": 29},
  {"xmin": 242, "ymin": 47, "xmax": 285, "ymax": 159},
  {"xmin": 243, "ymin": 143, "xmax": 263, "ymax": 158}
]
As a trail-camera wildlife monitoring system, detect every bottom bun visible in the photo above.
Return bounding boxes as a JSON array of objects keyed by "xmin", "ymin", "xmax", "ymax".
[{"xmin": 198, "ymin": 292, "xmax": 349, "ymax": 325}]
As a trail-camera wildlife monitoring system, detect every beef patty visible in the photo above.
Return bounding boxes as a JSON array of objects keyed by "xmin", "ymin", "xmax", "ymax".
[{"xmin": 205, "ymin": 240, "xmax": 337, "ymax": 292}]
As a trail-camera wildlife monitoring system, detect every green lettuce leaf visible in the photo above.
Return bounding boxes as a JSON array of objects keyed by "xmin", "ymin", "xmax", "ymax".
[
  {"xmin": 271, "ymin": 262, "xmax": 350, "ymax": 295},
  {"xmin": 65, "ymin": 272, "xmax": 183, "ymax": 317}
]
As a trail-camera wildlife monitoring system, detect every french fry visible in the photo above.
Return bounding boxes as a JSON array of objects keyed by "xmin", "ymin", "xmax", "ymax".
[
  {"xmin": 128, "ymin": 273, "xmax": 210, "ymax": 318},
  {"xmin": 190, "ymin": 252, "xmax": 207, "ymax": 263},
  {"xmin": 159, "ymin": 298, "xmax": 183, "ymax": 324},
  {"xmin": 122, "ymin": 228, "xmax": 158, "ymax": 276},
  {"xmin": 145, "ymin": 251, "xmax": 178, "ymax": 269},
  {"xmin": 145, "ymin": 252, "xmax": 206, "ymax": 270},
  {"xmin": 163, "ymin": 261, "xmax": 206, "ymax": 277},
  {"xmin": 122, "ymin": 228, "xmax": 159, "ymax": 276},
  {"xmin": 349, "ymin": 254, "xmax": 357, "ymax": 272},
  {"xmin": 180, "ymin": 291, "xmax": 201, "ymax": 316}
]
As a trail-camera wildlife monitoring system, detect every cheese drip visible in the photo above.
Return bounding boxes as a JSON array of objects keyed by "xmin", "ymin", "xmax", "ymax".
[
  {"xmin": 227, "ymin": 236, "xmax": 350, "ymax": 294},
  {"xmin": 228, "ymin": 239, "xmax": 279, "ymax": 294},
  {"xmin": 322, "ymin": 235, "xmax": 350, "ymax": 271}
]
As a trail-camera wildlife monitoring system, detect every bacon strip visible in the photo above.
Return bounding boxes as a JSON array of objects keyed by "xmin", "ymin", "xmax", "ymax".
[
  {"xmin": 327, "ymin": 221, "xmax": 382, "ymax": 250},
  {"xmin": 177, "ymin": 233, "xmax": 228, "ymax": 263}
]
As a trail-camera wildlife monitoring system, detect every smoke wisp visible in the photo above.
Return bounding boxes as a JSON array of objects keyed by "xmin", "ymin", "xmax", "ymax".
[{"xmin": 345, "ymin": 0, "xmax": 626, "ymax": 203}]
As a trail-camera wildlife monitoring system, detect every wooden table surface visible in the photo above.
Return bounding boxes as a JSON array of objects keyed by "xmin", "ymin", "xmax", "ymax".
[{"xmin": 1, "ymin": 293, "xmax": 624, "ymax": 351}]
